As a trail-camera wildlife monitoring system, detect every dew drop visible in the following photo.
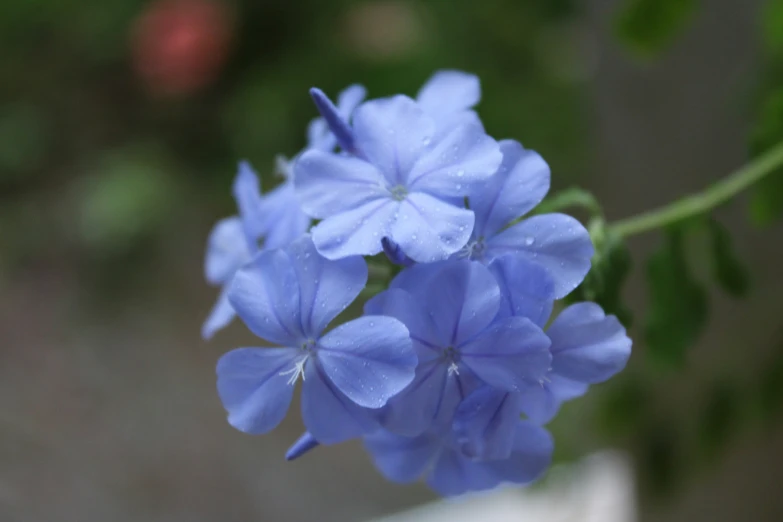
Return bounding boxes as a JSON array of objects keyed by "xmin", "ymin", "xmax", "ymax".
[
  {"xmin": 456, "ymin": 169, "xmax": 465, "ymax": 177},
  {"xmin": 525, "ymin": 237, "xmax": 535, "ymax": 246}
]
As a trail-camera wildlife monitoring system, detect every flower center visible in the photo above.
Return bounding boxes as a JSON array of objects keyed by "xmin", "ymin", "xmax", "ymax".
[
  {"xmin": 279, "ymin": 340, "xmax": 317, "ymax": 386},
  {"xmin": 457, "ymin": 236, "xmax": 486, "ymax": 261},
  {"xmin": 442, "ymin": 346, "xmax": 460, "ymax": 376},
  {"xmin": 388, "ymin": 184, "xmax": 408, "ymax": 201}
]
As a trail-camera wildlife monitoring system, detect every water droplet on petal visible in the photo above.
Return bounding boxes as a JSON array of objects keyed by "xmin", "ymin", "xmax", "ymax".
[{"xmin": 525, "ymin": 237, "xmax": 535, "ymax": 246}]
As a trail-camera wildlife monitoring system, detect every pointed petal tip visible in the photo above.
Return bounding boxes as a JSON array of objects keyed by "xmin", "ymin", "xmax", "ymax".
[
  {"xmin": 307, "ymin": 88, "xmax": 355, "ymax": 153},
  {"xmin": 285, "ymin": 432, "xmax": 321, "ymax": 461}
]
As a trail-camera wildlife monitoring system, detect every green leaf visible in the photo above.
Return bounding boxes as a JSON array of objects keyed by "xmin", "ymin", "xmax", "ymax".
[
  {"xmin": 640, "ymin": 421, "xmax": 682, "ymax": 498},
  {"xmin": 597, "ymin": 378, "xmax": 649, "ymax": 436},
  {"xmin": 758, "ymin": 340, "xmax": 783, "ymax": 425},
  {"xmin": 566, "ymin": 221, "xmax": 633, "ymax": 327},
  {"xmin": 763, "ymin": 0, "xmax": 783, "ymax": 55},
  {"xmin": 748, "ymin": 91, "xmax": 783, "ymax": 225},
  {"xmin": 697, "ymin": 381, "xmax": 742, "ymax": 463},
  {"xmin": 613, "ymin": 0, "xmax": 698, "ymax": 58},
  {"xmin": 645, "ymin": 226, "xmax": 708, "ymax": 368},
  {"xmin": 707, "ymin": 220, "xmax": 750, "ymax": 298}
]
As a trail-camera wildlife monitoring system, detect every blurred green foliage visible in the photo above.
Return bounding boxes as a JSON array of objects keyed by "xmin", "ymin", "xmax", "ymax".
[
  {"xmin": 77, "ymin": 146, "xmax": 176, "ymax": 253},
  {"xmin": 644, "ymin": 225, "xmax": 709, "ymax": 369},
  {"xmin": 708, "ymin": 220, "xmax": 750, "ymax": 298},
  {"xmin": 750, "ymin": 1, "xmax": 783, "ymax": 225},
  {"xmin": 0, "ymin": 0, "xmax": 590, "ymax": 273},
  {"xmin": 613, "ymin": 0, "xmax": 697, "ymax": 58}
]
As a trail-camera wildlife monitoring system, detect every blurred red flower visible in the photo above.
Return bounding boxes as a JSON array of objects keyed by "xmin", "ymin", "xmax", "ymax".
[{"xmin": 131, "ymin": 0, "xmax": 232, "ymax": 96}]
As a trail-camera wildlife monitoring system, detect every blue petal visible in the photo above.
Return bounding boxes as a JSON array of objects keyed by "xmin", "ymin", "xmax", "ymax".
[
  {"xmin": 258, "ymin": 181, "xmax": 310, "ymax": 250},
  {"xmin": 453, "ymin": 386, "xmax": 521, "ymax": 460},
  {"xmin": 483, "ymin": 421, "xmax": 553, "ymax": 485},
  {"xmin": 351, "ymin": 95, "xmax": 435, "ymax": 184},
  {"xmin": 548, "ymin": 303, "xmax": 632, "ymax": 383},
  {"xmin": 381, "ymin": 236, "xmax": 415, "ymax": 267},
  {"xmin": 416, "ymin": 70, "xmax": 481, "ymax": 123},
  {"xmin": 488, "ymin": 255, "xmax": 555, "ymax": 328},
  {"xmin": 294, "ymin": 149, "xmax": 388, "ymax": 219},
  {"xmin": 202, "ymin": 286, "xmax": 236, "ymax": 340},
  {"xmin": 389, "ymin": 259, "xmax": 448, "ymax": 293},
  {"xmin": 486, "ymin": 213, "xmax": 594, "ymax": 298},
  {"xmin": 517, "ymin": 374, "xmax": 588, "ymax": 425},
  {"xmin": 232, "ymin": 161, "xmax": 265, "ymax": 251},
  {"xmin": 364, "ymin": 430, "xmax": 440, "ymax": 483},
  {"xmin": 392, "ymin": 193, "xmax": 474, "ymax": 262},
  {"xmin": 471, "ymin": 140, "xmax": 550, "ymax": 238},
  {"xmin": 204, "ymin": 216, "xmax": 250, "ymax": 285},
  {"xmin": 364, "ymin": 288, "xmax": 441, "ymax": 351},
  {"xmin": 407, "ymin": 121, "xmax": 502, "ymax": 198},
  {"xmin": 285, "ymin": 432, "xmax": 320, "ymax": 461},
  {"xmin": 336, "ymin": 84, "xmax": 367, "ymax": 118},
  {"xmin": 459, "ymin": 316, "xmax": 552, "ymax": 392},
  {"xmin": 378, "ymin": 357, "xmax": 479, "ymax": 436},
  {"xmin": 216, "ymin": 347, "xmax": 299, "ymax": 434},
  {"xmin": 418, "ymin": 260, "xmax": 500, "ymax": 347},
  {"xmin": 227, "ymin": 249, "xmax": 304, "ymax": 346},
  {"xmin": 306, "ymin": 118, "xmax": 334, "ymax": 152},
  {"xmin": 287, "ymin": 236, "xmax": 368, "ymax": 337},
  {"xmin": 427, "ymin": 448, "xmax": 498, "ymax": 496},
  {"xmin": 301, "ymin": 360, "xmax": 379, "ymax": 444},
  {"xmin": 317, "ymin": 316, "xmax": 416, "ymax": 408},
  {"xmin": 309, "ymin": 88, "xmax": 356, "ymax": 153},
  {"xmin": 429, "ymin": 110, "xmax": 483, "ymax": 141},
  {"xmin": 310, "ymin": 198, "xmax": 399, "ymax": 259}
]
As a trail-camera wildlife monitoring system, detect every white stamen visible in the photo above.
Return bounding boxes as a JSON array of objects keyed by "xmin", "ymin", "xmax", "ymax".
[
  {"xmin": 280, "ymin": 358, "xmax": 308, "ymax": 385},
  {"xmin": 447, "ymin": 362, "xmax": 460, "ymax": 376}
]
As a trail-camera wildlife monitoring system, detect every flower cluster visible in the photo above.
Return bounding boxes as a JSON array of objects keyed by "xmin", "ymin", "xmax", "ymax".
[{"xmin": 205, "ymin": 71, "xmax": 632, "ymax": 496}]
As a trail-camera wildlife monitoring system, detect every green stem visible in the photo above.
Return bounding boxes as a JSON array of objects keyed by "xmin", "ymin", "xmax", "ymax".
[
  {"xmin": 535, "ymin": 187, "xmax": 603, "ymax": 216},
  {"xmin": 610, "ymin": 141, "xmax": 783, "ymax": 238}
]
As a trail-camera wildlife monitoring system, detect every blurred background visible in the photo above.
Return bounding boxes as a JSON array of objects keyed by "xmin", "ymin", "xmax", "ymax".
[{"xmin": 2, "ymin": 0, "xmax": 783, "ymax": 520}]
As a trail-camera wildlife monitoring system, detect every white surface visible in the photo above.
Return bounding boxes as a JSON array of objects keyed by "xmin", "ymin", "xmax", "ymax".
[{"xmin": 371, "ymin": 451, "xmax": 636, "ymax": 522}]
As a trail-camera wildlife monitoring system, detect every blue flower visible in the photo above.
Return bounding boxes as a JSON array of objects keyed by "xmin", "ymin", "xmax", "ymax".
[
  {"xmin": 264, "ymin": 84, "xmax": 365, "ymax": 248},
  {"xmin": 456, "ymin": 139, "xmax": 594, "ymax": 298},
  {"xmin": 364, "ymin": 420, "xmax": 553, "ymax": 497},
  {"xmin": 364, "ymin": 260, "xmax": 551, "ymax": 436},
  {"xmin": 518, "ymin": 298, "xmax": 632, "ymax": 424},
  {"xmin": 202, "ymin": 162, "xmax": 310, "ymax": 340},
  {"xmin": 456, "ymin": 255, "xmax": 632, "ymax": 437},
  {"xmin": 216, "ymin": 235, "xmax": 417, "ymax": 444},
  {"xmin": 295, "ymin": 91, "xmax": 502, "ymax": 262},
  {"xmin": 202, "ymin": 162, "xmax": 265, "ymax": 339}
]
